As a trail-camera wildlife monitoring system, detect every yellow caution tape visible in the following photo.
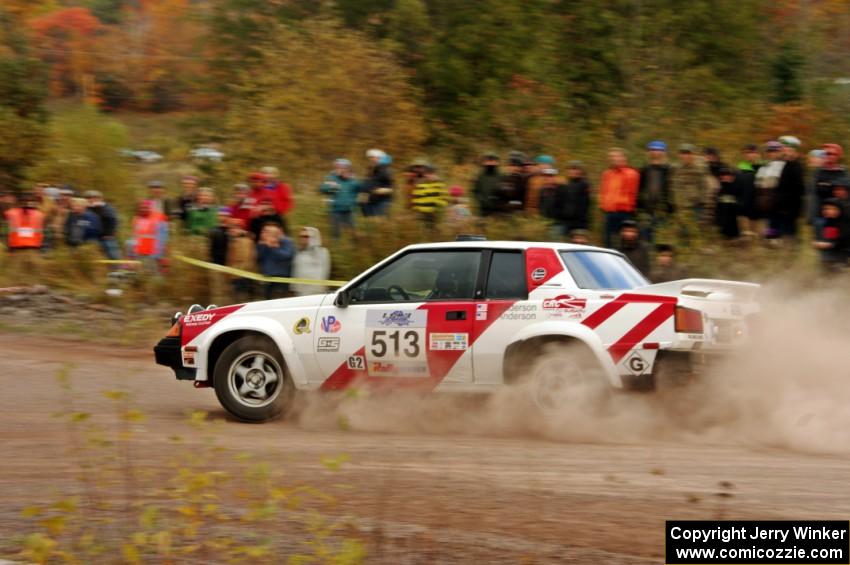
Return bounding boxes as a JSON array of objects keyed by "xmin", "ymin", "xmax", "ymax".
[
  {"xmin": 174, "ymin": 255, "xmax": 348, "ymax": 287},
  {"xmin": 95, "ymin": 259, "xmax": 142, "ymax": 265}
]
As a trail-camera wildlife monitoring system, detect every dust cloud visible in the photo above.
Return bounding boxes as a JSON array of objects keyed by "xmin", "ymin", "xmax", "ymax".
[{"xmin": 295, "ymin": 283, "xmax": 850, "ymax": 455}]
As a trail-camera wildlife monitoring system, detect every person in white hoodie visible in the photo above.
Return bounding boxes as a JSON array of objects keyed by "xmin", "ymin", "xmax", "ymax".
[{"xmin": 291, "ymin": 226, "xmax": 331, "ymax": 296}]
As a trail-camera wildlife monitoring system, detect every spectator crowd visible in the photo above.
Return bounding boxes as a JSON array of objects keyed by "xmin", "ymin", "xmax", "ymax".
[{"xmin": 2, "ymin": 139, "xmax": 849, "ymax": 300}]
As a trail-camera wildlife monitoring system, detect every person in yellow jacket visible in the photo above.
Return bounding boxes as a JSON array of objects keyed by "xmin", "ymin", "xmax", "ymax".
[{"xmin": 411, "ymin": 166, "xmax": 449, "ymax": 230}]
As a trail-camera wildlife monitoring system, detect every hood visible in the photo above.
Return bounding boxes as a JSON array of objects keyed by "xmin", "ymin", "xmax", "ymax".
[
  {"xmin": 241, "ymin": 292, "xmax": 330, "ymax": 312},
  {"xmin": 301, "ymin": 226, "xmax": 322, "ymax": 249},
  {"xmin": 631, "ymin": 278, "xmax": 760, "ymax": 303}
]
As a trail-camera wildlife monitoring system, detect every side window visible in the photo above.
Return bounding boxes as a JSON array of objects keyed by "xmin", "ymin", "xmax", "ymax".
[
  {"xmin": 485, "ymin": 251, "xmax": 527, "ymax": 299},
  {"xmin": 349, "ymin": 250, "xmax": 481, "ymax": 304}
]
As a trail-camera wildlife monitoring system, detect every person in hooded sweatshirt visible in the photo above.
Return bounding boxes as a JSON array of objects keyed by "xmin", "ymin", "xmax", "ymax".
[
  {"xmin": 813, "ymin": 198, "xmax": 850, "ymax": 273},
  {"xmin": 291, "ymin": 226, "xmax": 331, "ymax": 296}
]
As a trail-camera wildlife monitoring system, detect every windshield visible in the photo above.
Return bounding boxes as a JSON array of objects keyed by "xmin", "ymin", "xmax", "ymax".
[{"xmin": 559, "ymin": 251, "xmax": 648, "ymax": 290}]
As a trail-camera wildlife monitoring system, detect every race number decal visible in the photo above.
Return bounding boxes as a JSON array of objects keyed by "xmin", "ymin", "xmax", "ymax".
[{"xmin": 365, "ymin": 310, "xmax": 428, "ymax": 377}]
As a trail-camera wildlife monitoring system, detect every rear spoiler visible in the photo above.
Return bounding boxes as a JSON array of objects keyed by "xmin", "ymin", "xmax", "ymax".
[{"xmin": 632, "ymin": 278, "xmax": 760, "ymax": 302}]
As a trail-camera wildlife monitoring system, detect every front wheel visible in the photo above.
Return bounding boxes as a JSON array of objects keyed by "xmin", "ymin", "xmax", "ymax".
[{"xmin": 213, "ymin": 335, "xmax": 292, "ymax": 422}]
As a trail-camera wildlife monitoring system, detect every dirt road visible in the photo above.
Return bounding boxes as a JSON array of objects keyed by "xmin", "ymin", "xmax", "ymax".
[{"xmin": 2, "ymin": 333, "xmax": 849, "ymax": 563}]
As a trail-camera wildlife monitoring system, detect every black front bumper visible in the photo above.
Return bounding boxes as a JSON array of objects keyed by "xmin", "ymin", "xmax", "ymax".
[{"xmin": 154, "ymin": 336, "xmax": 196, "ymax": 380}]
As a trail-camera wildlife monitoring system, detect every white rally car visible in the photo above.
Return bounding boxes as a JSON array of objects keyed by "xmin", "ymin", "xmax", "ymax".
[{"xmin": 154, "ymin": 241, "xmax": 759, "ymax": 421}]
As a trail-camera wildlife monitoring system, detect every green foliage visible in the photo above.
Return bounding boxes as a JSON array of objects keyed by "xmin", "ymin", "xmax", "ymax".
[
  {"xmin": 0, "ymin": 7, "xmax": 48, "ymax": 190},
  {"xmin": 27, "ymin": 104, "xmax": 132, "ymax": 205},
  {"xmin": 771, "ymin": 41, "xmax": 805, "ymax": 104},
  {"xmin": 223, "ymin": 17, "xmax": 425, "ymax": 177}
]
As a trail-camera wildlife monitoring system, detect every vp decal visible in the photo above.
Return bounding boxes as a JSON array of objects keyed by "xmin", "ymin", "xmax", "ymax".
[{"xmin": 321, "ymin": 316, "xmax": 342, "ymax": 333}]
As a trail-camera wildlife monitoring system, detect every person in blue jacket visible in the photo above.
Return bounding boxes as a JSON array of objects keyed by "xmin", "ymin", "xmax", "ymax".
[
  {"xmin": 256, "ymin": 223, "xmax": 296, "ymax": 299},
  {"xmin": 320, "ymin": 158, "xmax": 361, "ymax": 238},
  {"xmin": 64, "ymin": 197, "xmax": 102, "ymax": 247}
]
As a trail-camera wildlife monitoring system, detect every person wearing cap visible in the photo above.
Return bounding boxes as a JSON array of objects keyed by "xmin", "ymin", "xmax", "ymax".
[
  {"xmin": 599, "ymin": 148, "xmax": 640, "ymax": 248},
  {"xmin": 813, "ymin": 198, "xmax": 850, "ymax": 273},
  {"xmin": 637, "ymin": 141, "xmax": 674, "ymax": 243},
  {"xmin": 86, "ymin": 190, "xmax": 120, "ymax": 259},
  {"xmin": 320, "ymin": 158, "xmax": 361, "ymax": 239},
  {"xmin": 525, "ymin": 155, "xmax": 564, "ymax": 215},
  {"xmin": 536, "ymin": 166, "xmax": 564, "ymax": 225},
  {"xmin": 770, "ymin": 135, "xmax": 805, "ymax": 241},
  {"xmin": 543, "ymin": 162, "xmax": 590, "ymax": 239},
  {"xmin": 491, "ymin": 152, "xmax": 527, "ymax": 215},
  {"xmin": 736, "ymin": 144, "xmax": 763, "ymax": 238},
  {"xmin": 753, "ymin": 141, "xmax": 786, "ymax": 238},
  {"xmin": 562, "ymin": 161, "xmax": 591, "ymax": 234},
  {"xmin": 472, "ymin": 153, "xmax": 501, "ymax": 217},
  {"xmin": 360, "ymin": 149, "xmax": 394, "ymax": 217},
  {"xmin": 812, "ymin": 144, "xmax": 846, "ymax": 228},
  {"xmin": 64, "ymin": 197, "xmax": 102, "ymax": 248},
  {"xmin": 616, "ymin": 219, "xmax": 650, "ymax": 274},
  {"xmin": 714, "ymin": 166, "xmax": 741, "ymax": 240},
  {"xmin": 185, "ymin": 187, "xmax": 219, "ymax": 236},
  {"xmin": 671, "ymin": 143, "xmax": 712, "ymax": 226},
  {"xmin": 177, "ymin": 175, "xmax": 199, "ymax": 224},
  {"xmin": 649, "ymin": 243, "xmax": 687, "ymax": 283},
  {"xmin": 403, "ymin": 158, "xmax": 430, "ymax": 209},
  {"xmin": 411, "ymin": 165, "xmax": 449, "ymax": 229}
]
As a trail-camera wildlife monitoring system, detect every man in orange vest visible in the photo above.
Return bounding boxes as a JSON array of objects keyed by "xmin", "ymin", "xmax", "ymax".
[
  {"xmin": 5, "ymin": 192, "xmax": 45, "ymax": 252},
  {"xmin": 599, "ymin": 148, "xmax": 640, "ymax": 248},
  {"xmin": 130, "ymin": 200, "xmax": 168, "ymax": 271}
]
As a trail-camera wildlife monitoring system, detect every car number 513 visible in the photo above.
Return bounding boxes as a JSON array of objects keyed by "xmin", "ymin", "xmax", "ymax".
[{"xmin": 370, "ymin": 330, "xmax": 421, "ymax": 358}]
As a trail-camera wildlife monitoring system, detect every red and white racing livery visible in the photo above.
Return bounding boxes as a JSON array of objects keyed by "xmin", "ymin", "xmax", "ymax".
[{"xmin": 154, "ymin": 241, "xmax": 760, "ymax": 421}]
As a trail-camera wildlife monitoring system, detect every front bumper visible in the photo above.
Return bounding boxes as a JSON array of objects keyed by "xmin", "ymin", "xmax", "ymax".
[{"xmin": 153, "ymin": 336, "xmax": 196, "ymax": 380}]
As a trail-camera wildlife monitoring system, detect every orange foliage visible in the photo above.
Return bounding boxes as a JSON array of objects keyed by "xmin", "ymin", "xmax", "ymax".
[{"xmin": 29, "ymin": 7, "xmax": 102, "ymax": 99}]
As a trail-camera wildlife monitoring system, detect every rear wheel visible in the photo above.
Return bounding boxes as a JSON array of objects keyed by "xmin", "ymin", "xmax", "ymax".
[
  {"xmin": 522, "ymin": 342, "xmax": 607, "ymax": 412},
  {"xmin": 213, "ymin": 335, "xmax": 292, "ymax": 422}
]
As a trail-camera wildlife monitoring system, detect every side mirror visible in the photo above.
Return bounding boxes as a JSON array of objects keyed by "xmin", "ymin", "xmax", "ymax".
[{"xmin": 334, "ymin": 289, "xmax": 351, "ymax": 308}]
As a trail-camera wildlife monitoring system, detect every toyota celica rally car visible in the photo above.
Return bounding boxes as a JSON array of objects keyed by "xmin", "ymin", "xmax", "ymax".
[{"xmin": 154, "ymin": 240, "xmax": 759, "ymax": 422}]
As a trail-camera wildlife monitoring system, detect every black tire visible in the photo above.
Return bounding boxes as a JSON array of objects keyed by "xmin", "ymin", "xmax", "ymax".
[
  {"xmin": 521, "ymin": 341, "xmax": 608, "ymax": 412},
  {"xmin": 213, "ymin": 335, "xmax": 292, "ymax": 422}
]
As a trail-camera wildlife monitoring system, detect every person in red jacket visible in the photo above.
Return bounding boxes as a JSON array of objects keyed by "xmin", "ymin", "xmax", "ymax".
[
  {"xmin": 599, "ymin": 148, "xmax": 640, "ymax": 248},
  {"xmin": 261, "ymin": 166, "xmax": 294, "ymax": 214}
]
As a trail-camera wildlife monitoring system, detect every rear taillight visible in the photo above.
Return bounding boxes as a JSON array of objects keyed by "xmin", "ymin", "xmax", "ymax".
[{"xmin": 675, "ymin": 306, "xmax": 703, "ymax": 334}]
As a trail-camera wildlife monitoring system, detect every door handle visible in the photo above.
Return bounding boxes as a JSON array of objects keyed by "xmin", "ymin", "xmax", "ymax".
[{"xmin": 445, "ymin": 310, "xmax": 466, "ymax": 321}]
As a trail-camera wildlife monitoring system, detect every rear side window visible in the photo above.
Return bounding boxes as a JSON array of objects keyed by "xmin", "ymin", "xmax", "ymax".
[
  {"xmin": 485, "ymin": 251, "xmax": 527, "ymax": 299},
  {"xmin": 559, "ymin": 250, "xmax": 647, "ymax": 290}
]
